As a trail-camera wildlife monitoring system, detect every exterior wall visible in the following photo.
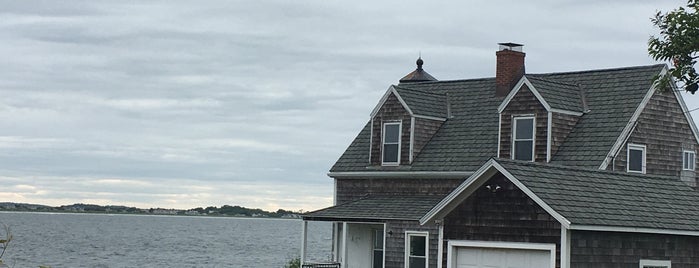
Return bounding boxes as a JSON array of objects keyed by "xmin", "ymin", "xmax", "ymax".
[
  {"xmin": 413, "ymin": 118, "xmax": 444, "ymax": 162},
  {"xmin": 336, "ymin": 178, "xmax": 462, "ymax": 204},
  {"xmin": 442, "ymin": 174, "xmax": 561, "ymax": 268},
  {"xmin": 570, "ymin": 230, "xmax": 699, "ymax": 267},
  {"xmin": 385, "ymin": 220, "xmax": 439, "ymax": 268},
  {"xmin": 499, "ymin": 85, "xmax": 549, "ymax": 162},
  {"xmin": 611, "ymin": 90, "xmax": 699, "ymax": 186},
  {"xmin": 551, "ymin": 112, "xmax": 579, "ymax": 157},
  {"xmin": 371, "ymin": 93, "xmax": 412, "ymax": 166}
]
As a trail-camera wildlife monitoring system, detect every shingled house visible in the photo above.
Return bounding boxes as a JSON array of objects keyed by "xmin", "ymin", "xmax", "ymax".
[{"xmin": 300, "ymin": 43, "xmax": 699, "ymax": 268}]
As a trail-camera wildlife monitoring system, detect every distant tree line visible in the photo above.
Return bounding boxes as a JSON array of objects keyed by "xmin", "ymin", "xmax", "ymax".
[
  {"xmin": 0, "ymin": 202, "xmax": 301, "ymax": 218},
  {"xmin": 191, "ymin": 205, "xmax": 300, "ymax": 217}
]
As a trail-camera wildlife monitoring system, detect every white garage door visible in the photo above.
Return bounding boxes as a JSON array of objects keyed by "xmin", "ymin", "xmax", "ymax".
[{"xmin": 455, "ymin": 247, "xmax": 551, "ymax": 268}]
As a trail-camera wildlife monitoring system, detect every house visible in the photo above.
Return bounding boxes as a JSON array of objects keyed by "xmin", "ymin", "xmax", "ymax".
[{"xmin": 300, "ymin": 43, "xmax": 699, "ymax": 268}]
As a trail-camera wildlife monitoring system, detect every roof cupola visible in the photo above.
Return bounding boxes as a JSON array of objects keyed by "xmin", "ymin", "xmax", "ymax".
[{"xmin": 399, "ymin": 56, "xmax": 437, "ymax": 84}]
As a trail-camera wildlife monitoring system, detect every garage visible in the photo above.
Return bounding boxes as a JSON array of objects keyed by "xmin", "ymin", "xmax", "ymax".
[{"xmin": 447, "ymin": 241, "xmax": 556, "ymax": 268}]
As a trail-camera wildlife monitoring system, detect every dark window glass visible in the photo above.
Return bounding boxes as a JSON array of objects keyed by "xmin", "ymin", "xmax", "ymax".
[
  {"xmin": 383, "ymin": 123, "xmax": 400, "ymax": 164},
  {"xmin": 373, "ymin": 251, "xmax": 383, "ymax": 268},
  {"xmin": 514, "ymin": 141, "xmax": 533, "ymax": 161},
  {"xmin": 629, "ymin": 148, "xmax": 643, "ymax": 172},
  {"xmin": 409, "ymin": 258, "xmax": 425, "ymax": 268},
  {"xmin": 383, "ymin": 144, "xmax": 399, "ymax": 163},
  {"xmin": 384, "ymin": 124, "xmax": 400, "ymax": 143},
  {"xmin": 409, "ymin": 235, "xmax": 426, "ymax": 256},
  {"xmin": 515, "ymin": 118, "xmax": 534, "ymax": 139},
  {"xmin": 513, "ymin": 117, "xmax": 534, "ymax": 161},
  {"xmin": 373, "ymin": 230, "xmax": 383, "ymax": 268}
]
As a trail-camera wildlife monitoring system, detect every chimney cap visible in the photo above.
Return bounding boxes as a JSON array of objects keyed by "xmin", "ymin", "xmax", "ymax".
[{"xmin": 498, "ymin": 42, "xmax": 524, "ymax": 52}]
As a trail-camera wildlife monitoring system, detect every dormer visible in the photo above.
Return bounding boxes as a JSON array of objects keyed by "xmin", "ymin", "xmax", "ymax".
[
  {"xmin": 369, "ymin": 80, "xmax": 447, "ymax": 167},
  {"xmin": 497, "ymin": 76, "xmax": 586, "ymax": 162}
]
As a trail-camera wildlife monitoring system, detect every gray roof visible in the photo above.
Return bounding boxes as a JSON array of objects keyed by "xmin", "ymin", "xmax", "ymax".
[
  {"xmin": 330, "ymin": 64, "xmax": 665, "ymax": 173},
  {"xmin": 495, "ymin": 158, "xmax": 699, "ymax": 232},
  {"xmin": 303, "ymin": 195, "xmax": 444, "ymax": 221},
  {"xmin": 394, "ymin": 86, "xmax": 447, "ymax": 118},
  {"xmin": 526, "ymin": 76, "xmax": 584, "ymax": 112}
]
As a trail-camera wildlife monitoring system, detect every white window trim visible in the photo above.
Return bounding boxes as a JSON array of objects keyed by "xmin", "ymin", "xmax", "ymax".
[
  {"xmin": 404, "ymin": 231, "xmax": 429, "ymax": 268},
  {"xmin": 512, "ymin": 116, "xmax": 536, "ymax": 162},
  {"xmin": 640, "ymin": 259, "xmax": 671, "ymax": 268},
  {"xmin": 683, "ymin": 150, "xmax": 695, "ymax": 171},
  {"xmin": 627, "ymin": 143, "xmax": 646, "ymax": 174},
  {"xmin": 382, "ymin": 121, "xmax": 401, "ymax": 166}
]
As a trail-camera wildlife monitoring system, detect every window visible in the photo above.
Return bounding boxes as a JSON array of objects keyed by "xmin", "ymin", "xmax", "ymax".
[
  {"xmin": 683, "ymin": 150, "xmax": 695, "ymax": 171},
  {"xmin": 382, "ymin": 122, "xmax": 401, "ymax": 165},
  {"xmin": 627, "ymin": 144, "xmax": 646, "ymax": 173},
  {"xmin": 373, "ymin": 229, "xmax": 384, "ymax": 268},
  {"xmin": 405, "ymin": 232, "xmax": 428, "ymax": 268},
  {"xmin": 512, "ymin": 117, "xmax": 535, "ymax": 161},
  {"xmin": 639, "ymin": 259, "xmax": 671, "ymax": 268}
]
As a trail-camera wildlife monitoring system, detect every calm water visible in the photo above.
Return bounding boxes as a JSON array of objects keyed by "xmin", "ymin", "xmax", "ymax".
[{"xmin": 0, "ymin": 212, "xmax": 332, "ymax": 267}]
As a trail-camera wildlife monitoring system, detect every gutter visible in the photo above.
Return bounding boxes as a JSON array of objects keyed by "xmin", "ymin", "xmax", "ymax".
[{"xmin": 327, "ymin": 171, "xmax": 472, "ymax": 179}]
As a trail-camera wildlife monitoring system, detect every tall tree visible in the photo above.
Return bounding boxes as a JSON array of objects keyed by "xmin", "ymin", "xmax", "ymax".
[{"xmin": 648, "ymin": 0, "xmax": 699, "ymax": 93}]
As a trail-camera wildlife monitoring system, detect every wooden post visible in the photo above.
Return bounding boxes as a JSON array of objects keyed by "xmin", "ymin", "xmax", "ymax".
[
  {"xmin": 560, "ymin": 227, "xmax": 570, "ymax": 268},
  {"xmin": 341, "ymin": 222, "xmax": 348, "ymax": 267},
  {"xmin": 301, "ymin": 220, "xmax": 308, "ymax": 265}
]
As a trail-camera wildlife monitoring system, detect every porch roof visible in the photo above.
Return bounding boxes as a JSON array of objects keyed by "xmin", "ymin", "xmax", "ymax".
[{"xmin": 303, "ymin": 195, "xmax": 443, "ymax": 222}]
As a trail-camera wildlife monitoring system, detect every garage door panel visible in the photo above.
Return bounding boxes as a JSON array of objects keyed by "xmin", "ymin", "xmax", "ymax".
[{"xmin": 455, "ymin": 246, "xmax": 551, "ymax": 268}]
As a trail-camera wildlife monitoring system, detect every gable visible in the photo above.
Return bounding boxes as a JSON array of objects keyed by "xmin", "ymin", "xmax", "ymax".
[
  {"xmin": 610, "ymin": 89, "xmax": 699, "ymax": 183},
  {"xmin": 423, "ymin": 159, "xmax": 699, "ymax": 236},
  {"xmin": 498, "ymin": 84, "xmax": 549, "ymax": 162}
]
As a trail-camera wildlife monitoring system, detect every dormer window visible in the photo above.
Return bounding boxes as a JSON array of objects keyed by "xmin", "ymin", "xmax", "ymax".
[
  {"xmin": 382, "ymin": 122, "xmax": 401, "ymax": 165},
  {"xmin": 513, "ymin": 116, "xmax": 535, "ymax": 161},
  {"xmin": 627, "ymin": 144, "xmax": 646, "ymax": 173}
]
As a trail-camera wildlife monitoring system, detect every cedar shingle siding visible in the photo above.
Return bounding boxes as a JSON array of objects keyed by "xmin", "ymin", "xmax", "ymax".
[
  {"xmin": 571, "ymin": 230, "xmax": 699, "ymax": 267},
  {"xmin": 499, "ymin": 85, "xmax": 549, "ymax": 161},
  {"xmin": 442, "ymin": 174, "xmax": 562, "ymax": 268},
  {"xmin": 384, "ymin": 221, "xmax": 439, "ymax": 268},
  {"xmin": 336, "ymin": 178, "xmax": 462, "ymax": 205},
  {"xmin": 612, "ymin": 90, "xmax": 699, "ymax": 186}
]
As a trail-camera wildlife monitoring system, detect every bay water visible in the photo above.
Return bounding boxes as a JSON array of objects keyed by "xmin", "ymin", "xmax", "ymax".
[{"xmin": 0, "ymin": 212, "xmax": 332, "ymax": 267}]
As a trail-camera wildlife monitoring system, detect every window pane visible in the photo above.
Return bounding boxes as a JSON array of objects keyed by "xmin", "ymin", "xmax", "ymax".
[
  {"xmin": 514, "ymin": 141, "xmax": 533, "ymax": 161},
  {"xmin": 384, "ymin": 124, "xmax": 400, "ymax": 143},
  {"xmin": 374, "ymin": 230, "xmax": 383, "ymax": 248},
  {"xmin": 409, "ymin": 235, "xmax": 426, "ymax": 256},
  {"xmin": 515, "ymin": 118, "xmax": 534, "ymax": 139},
  {"xmin": 409, "ymin": 257, "xmax": 426, "ymax": 268},
  {"xmin": 383, "ymin": 144, "xmax": 399, "ymax": 163},
  {"xmin": 686, "ymin": 152, "xmax": 695, "ymax": 170},
  {"xmin": 629, "ymin": 148, "xmax": 643, "ymax": 171},
  {"xmin": 373, "ymin": 251, "xmax": 383, "ymax": 268}
]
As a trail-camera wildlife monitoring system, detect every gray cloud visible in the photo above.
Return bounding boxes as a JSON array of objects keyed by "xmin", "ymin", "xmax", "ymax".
[{"xmin": 0, "ymin": 0, "xmax": 693, "ymax": 211}]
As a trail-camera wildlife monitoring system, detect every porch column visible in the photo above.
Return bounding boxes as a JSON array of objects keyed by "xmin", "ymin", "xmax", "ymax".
[
  {"xmin": 341, "ymin": 222, "xmax": 348, "ymax": 267},
  {"xmin": 301, "ymin": 220, "xmax": 308, "ymax": 264}
]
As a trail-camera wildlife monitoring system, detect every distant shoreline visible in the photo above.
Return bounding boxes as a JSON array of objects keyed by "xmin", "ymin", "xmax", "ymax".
[
  {"xmin": 0, "ymin": 210, "xmax": 301, "ymax": 220},
  {"xmin": 0, "ymin": 202, "xmax": 302, "ymax": 219}
]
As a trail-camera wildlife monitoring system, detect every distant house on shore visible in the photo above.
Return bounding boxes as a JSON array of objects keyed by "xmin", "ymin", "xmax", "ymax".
[{"xmin": 300, "ymin": 43, "xmax": 699, "ymax": 268}]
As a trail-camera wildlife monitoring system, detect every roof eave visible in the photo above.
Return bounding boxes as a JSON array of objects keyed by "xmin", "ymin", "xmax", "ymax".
[{"xmin": 327, "ymin": 171, "xmax": 472, "ymax": 179}]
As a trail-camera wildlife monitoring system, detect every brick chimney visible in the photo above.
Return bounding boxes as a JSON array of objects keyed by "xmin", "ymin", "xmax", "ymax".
[{"xmin": 495, "ymin": 43, "xmax": 525, "ymax": 97}]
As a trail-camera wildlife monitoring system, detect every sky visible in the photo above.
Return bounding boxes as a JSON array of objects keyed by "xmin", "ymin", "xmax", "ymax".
[{"xmin": 0, "ymin": 0, "xmax": 694, "ymax": 211}]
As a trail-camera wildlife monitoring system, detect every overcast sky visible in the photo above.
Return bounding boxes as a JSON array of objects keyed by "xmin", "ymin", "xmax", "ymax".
[{"xmin": 0, "ymin": 0, "xmax": 693, "ymax": 211}]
